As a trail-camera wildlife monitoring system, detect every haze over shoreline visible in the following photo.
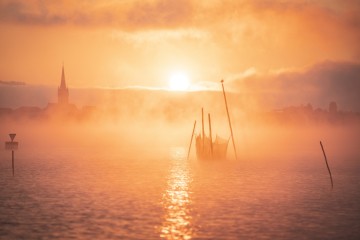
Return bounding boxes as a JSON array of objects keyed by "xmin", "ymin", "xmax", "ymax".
[{"xmin": 2, "ymin": 60, "xmax": 359, "ymax": 112}]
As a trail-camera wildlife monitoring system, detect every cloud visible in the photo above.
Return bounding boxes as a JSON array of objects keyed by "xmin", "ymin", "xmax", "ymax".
[
  {"xmin": 1, "ymin": 0, "xmax": 359, "ymax": 88},
  {"xmin": 0, "ymin": 0, "xmax": 358, "ymax": 45},
  {"xmin": 227, "ymin": 68, "xmax": 257, "ymax": 82},
  {"xmin": 0, "ymin": 0, "xmax": 66, "ymax": 25},
  {"xmin": 0, "ymin": 0, "xmax": 194, "ymax": 29},
  {"xmin": 229, "ymin": 61, "xmax": 360, "ymax": 111},
  {"xmin": 126, "ymin": 0, "xmax": 193, "ymax": 29},
  {"xmin": 0, "ymin": 80, "xmax": 25, "ymax": 86},
  {"xmin": 1, "ymin": 0, "xmax": 359, "ymax": 28},
  {"xmin": 111, "ymin": 28, "xmax": 209, "ymax": 43}
]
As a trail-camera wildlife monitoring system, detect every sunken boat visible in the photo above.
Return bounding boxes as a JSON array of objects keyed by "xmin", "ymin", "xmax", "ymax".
[
  {"xmin": 195, "ymin": 109, "xmax": 229, "ymax": 160},
  {"xmin": 187, "ymin": 80, "xmax": 237, "ymax": 161}
]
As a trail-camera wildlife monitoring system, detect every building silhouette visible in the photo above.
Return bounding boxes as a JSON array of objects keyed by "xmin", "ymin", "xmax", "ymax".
[
  {"xmin": 58, "ymin": 64, "xmax": 69, "ymax": 105},
  {"xmin": 329, "ymin": 101, "xmax": 338, "ymax": 114},
  {"xmin": 43, "ymin": 64, "xmax": 78, "ymax": 118}
]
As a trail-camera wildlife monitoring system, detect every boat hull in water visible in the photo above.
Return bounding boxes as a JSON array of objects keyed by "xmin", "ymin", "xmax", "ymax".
[{"xmin": 195, "ymin": 135, "xmax": 229, "ymax": 160}]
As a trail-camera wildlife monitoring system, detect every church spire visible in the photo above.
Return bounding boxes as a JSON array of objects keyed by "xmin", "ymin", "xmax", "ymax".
[
  {"xmin": 60, "ymin": 63, "xmax": 66, "ymax": 89},
  {"xmin": 58, "ymin": 63, "xmax": 69, "ymax": 105}
]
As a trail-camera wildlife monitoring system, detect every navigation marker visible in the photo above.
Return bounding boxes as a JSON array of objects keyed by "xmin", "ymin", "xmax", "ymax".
[
  {"xmin": 9, "ymin": 133, "xmax": 16, "ymax": 142},
  {"xmin": 5, "ymin": 133, "xmax": 19, "ymax": 176}
]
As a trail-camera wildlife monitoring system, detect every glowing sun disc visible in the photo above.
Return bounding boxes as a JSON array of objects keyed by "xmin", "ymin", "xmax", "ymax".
[{"xmin": 168, "ymin": 72, "xmax": 190, "ymax": 91}]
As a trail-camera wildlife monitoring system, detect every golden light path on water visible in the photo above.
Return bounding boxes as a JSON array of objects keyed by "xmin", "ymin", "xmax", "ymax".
[{"xmin": 160, "ymin": 147, "xmax": 194, "ymax": 239}]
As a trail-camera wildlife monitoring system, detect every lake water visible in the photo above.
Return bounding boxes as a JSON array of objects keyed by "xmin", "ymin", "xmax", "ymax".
[{"xmin": 1, "ymin": 141, "xmax": 360, "ymax": 239}]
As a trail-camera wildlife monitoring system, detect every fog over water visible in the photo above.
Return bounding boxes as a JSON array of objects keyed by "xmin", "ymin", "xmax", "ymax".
[{"xmin": 1, "ymin": 88, "xmax": 360, "ymax": 239}]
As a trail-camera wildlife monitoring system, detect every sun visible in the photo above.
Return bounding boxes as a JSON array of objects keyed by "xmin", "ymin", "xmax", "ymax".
[{"xmin": 168, "ymin": 72, "xmax": 190, "ymax": 91}]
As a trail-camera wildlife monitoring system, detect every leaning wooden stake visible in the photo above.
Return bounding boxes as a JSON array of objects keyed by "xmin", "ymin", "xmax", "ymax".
[
  {"xmin": 187, "ymin": 120, "xmax": 197, "ymax": 161},
  {"xmin": 221, "ymin": 80, "xmax": 238, "ymax": 160},
  {"xmin": 320, "ymin": 141, "xmax": 334, "ymax": 189}
]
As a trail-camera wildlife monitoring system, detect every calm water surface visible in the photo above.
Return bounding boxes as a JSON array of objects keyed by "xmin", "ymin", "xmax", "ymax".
[{"xmin": 1, "ymin": 145, "xmax": 360, "ymax": 239}]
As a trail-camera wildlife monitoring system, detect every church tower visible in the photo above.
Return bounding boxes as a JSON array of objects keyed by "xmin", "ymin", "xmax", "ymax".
[{"xmin": 58, "ymin": 64, "xmax": 69, "ymax": 105}]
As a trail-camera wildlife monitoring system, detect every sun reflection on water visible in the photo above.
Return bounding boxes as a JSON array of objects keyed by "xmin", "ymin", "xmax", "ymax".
[{"xmin": 160, "ymin": 147, "xmax": 194, "ymax": 240}]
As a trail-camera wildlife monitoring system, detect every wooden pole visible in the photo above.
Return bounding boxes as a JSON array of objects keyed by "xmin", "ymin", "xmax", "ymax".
[
  {"xmin": 201, "ymin": 108, "xmax": 205, "ymax": 153},
  {"xmin": 187, "ymin": 120, "xmax": 197, "ymax": 161},
  {"xmin": 320, "ymin": 141, "xmax": 334, "ymax": 189},
  {"xmin": 208, "ymin": 113, "xmax": 213, "ymax": 159},
  {"xmin": 12, "ymin": 150, "xmax": 14, "ymax": 176},
  {"xmin": 221, "ymin": 80, "xmax": 238, "ymax": 160}
]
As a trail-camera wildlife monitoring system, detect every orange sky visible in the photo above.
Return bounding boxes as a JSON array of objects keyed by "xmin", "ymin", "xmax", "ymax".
[{"xmin": 0, "ymin": 0, "xmax": 359, "ymax": 89}]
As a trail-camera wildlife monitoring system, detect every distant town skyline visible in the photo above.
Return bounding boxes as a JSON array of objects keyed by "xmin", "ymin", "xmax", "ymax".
[{"xmin": 1, "ymin": 60, "xmax": 359, "ymax": 113}]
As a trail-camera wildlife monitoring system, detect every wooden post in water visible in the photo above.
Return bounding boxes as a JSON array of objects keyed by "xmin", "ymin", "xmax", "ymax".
[
  {"xmin": 201, "ymin": 108, "xmax": 205, "ymax": 153},
  {"xmin": 221, "ymin": 80, "xmax": 238, "ymax": 160},
  {"xmin": 320, "ymin": 141, "xmax": 334, "ymax": 189},
  {"xmin": 12, "ymin": 150, "xmax": 14, "ymax": 176},
  {"xmin": 187, "ymin": 120, "xmax": 197, "ymax": 161},
  {"xmin": 208, "ymin": 113, "xmax": 213, "ymax": 159}
]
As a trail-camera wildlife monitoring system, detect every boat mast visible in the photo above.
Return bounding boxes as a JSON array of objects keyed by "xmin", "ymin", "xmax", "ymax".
[
  {"xmin": 187, "ymin": 120, "xmax": 197, "ymax": 161},
  {"xmin": 221, "ymin": 80, "xmax": 238, "ymax": 160},
  {"xmin": 208, "ymin": 113, "xmax": 213, "ymax": 159}
]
